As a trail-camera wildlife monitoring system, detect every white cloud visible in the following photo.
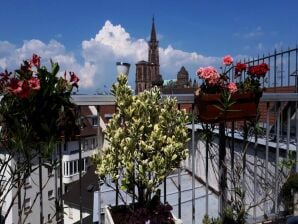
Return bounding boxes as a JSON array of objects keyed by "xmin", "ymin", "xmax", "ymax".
[
  {"xmin": 0, "ymin": 20, "xmax": 232, "ymax": 93},
  {"xmin": 244, "ymin": 26, "xmax": 264, "ymax": 38},
  {"xmin": 81, "ymin": 20, "xmax": 222, "ymax": 89},
  {"xmin": 257, "ymin": 43, "xmax": 264, "ymax": 51}
]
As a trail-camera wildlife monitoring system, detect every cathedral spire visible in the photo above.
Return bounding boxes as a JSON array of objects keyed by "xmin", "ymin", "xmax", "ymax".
[
  {"xmin": 148, "ymin": 17, "xmax": 159, "ymax": 65},
  {"xmin": 150, "ymin": 16, "xmax": 157, "ymax": 41}
]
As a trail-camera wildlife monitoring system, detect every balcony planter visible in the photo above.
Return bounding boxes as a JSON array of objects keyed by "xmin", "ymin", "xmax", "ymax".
[
  {"xmin": 104, "ymin": 205, "xmax": 183, "ymax": 224},
  {"xmin": 194, "ymin": 92, "xmax": 261, "ymax": 123}
]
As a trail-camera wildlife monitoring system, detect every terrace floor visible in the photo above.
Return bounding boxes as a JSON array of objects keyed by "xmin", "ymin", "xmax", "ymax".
[{"xmin": 94, "ymin": 169, "xmax": 219, "ymax": 224}]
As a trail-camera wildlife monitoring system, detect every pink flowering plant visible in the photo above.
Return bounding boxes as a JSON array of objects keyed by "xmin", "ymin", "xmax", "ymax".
[
  {"xmin": 196, "ymin": 55, "xmax": 269, "ymax": 96},
  {"xmin": 0, "ymin": 54, "xmax": 80, "ymax": 157}
]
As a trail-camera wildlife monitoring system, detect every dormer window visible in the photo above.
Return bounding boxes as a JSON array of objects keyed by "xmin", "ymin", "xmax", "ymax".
[{"xmin": 92, "ymin": 117, "xmax": 98, "ymax": 126}]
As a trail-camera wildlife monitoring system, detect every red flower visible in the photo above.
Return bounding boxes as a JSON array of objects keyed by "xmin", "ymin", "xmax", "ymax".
[
  {"xmin": 248, "ymin": 63, "xmax": 269, "ymax": 77},
  {"xmin": 7, "ymin": 78, "xmax": 23, "ymax": 95},
  {"xmin": 28, "ymin": 77, "xmax": 40, "ymax": 90},
  {"xmin": 235, "ymin": 63, "xmax": 247, "ymax": 73},
  {"xmin": 7, "ymin": 79, "xmax": 34, "ymax": 99},
  {"xmin": 69, "ymin": 72, "xmax": 79, "ymax": 88},
  {"xmin": 18, "ymin": 81, "xmax": 31, "ymax": 99},
  {"xmin": 30, "ymin": 54, "xmax": 41, "ymax": 68}
]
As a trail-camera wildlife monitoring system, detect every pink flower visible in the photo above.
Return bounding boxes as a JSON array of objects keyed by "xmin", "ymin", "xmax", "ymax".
[
  {"xmin": 18, "ymin": 81, "xmax": 31, "ymax": 99},
  {"xmin": 227, "ymin": 82, "xmax": 238, "ymax": 94},
  {"xmin": 28, "ymin": 77, "xmax": 40, "ymax": 90},
  {"xmin": 69, "ymin": 72, "xmax": 79, "ymax": 88},
  {"xmin": 30, "ymin": 54, "xmax": 41, "ymax": 68},
  {"xmin": 197, "ymin": 66, "xmax": 219, "ymax": 80},
  {"xmin": 197, "ymin": 66, "xmax": 220, "ymax": 86},
  {"xmin": 7, "ymin": 78, "xmax": 23, "ymax": 95},
  {"xmin": 223, "ymin": 55, "xmax": 233, "ymax": 65}
]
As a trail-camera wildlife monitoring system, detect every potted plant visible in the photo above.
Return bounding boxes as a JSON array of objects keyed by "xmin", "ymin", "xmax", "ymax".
[
  {"xmin": 195, "ymin": 55, "xmax": 269, "ymax": 123},
  {"xmin": 0, "ymin": 54, "xmax": 79, "ymax": 223},
  {"xmin": 93, "ymin": 74, "xmax": 188, "ymax": 224}
]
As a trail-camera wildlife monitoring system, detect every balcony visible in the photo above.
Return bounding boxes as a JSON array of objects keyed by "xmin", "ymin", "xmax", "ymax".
[
  {"xmin": 69, "ymin": 91, "xmax": 298, "ymax": 224},
  {"xmin": 2, "ymin": 48, "xmax": 298, "ymax": 224}
]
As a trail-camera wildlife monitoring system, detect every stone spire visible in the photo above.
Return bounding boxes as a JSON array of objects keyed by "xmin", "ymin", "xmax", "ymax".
[
  {"xmin": 150, "ymin": 17, "xmax": 157, "ymax": 42},
  {"xmin": 148, "ymin": 17, "xmax": 159, "ymax": 65}
]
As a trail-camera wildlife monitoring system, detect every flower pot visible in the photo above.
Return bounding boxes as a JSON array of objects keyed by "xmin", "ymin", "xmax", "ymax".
[
  {"xmin": 194, "ymin": 92, "xmax": 261, "ymax": 123},
  {"xmin": 104, "ymin": 205, "xmax": 183, "ymax": 224}
]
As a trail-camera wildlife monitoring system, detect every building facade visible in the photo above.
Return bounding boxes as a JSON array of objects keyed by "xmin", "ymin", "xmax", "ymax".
[
  {"xmin": 135, "ymin": 19, "xmax": 197, "ymax": 95},
  {"xmin": 135, "ymin": 18, "xmax": 163, "ymax": 94}
]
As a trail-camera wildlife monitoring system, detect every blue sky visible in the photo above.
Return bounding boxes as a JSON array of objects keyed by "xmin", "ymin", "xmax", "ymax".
[{"xmin": 1, "ymin": 0, "xmax": 298, "ymax": 93}]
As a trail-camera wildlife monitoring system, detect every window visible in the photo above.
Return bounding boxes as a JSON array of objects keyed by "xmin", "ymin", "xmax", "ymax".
[
  {"xmin": 68, "ymin": 207, "xmax": 73, "ymax": 219},
  {"xmin": 58, "ymin": 187, "xmax": 62, "ymax": 198},
  {"xmin": 47, "ymin": 166, "xmax": 53, "ymax": 177},
  {"xmin": 70, "ymin": 162, "xmax": 73, "ymax": 175},
  {"xmin": 48, "ymin": 190, "xmax": 54, "ymax": 200},
  {"xmin": 84, "ymin": 139, "xmax": 88, "ymax": 150},
  {"xmin": 92, "ymin": 117, "xmax": 98, "ymax": 126},
  {"xmin": 73, "ymin": 160, "xmax": 78, "ymax": 174},
  {"xmin": 56, "ymin": 142, "xmax": 62, "ymax": 154},
  {"xmin": 64, "ymin": 162, "xmax": 69, "ymax": 176},
  {"xmin": 24, "ymin": 177, "xmax": 31, "ymax": 188},
  {"xmin": 63, "ymin": 142, "xmax": 67, "ymax": 152},
  {"xmin": 24, "ymin": 198, "xmax": 31, "ymax": 211},
  {"xmin": 92, "ymin": 138, "xmax": 96, "ymax": 148},
  {"xmin": 81, "ymin": 159, "xmax": 85, "ymax": 172},
  {"xmin": 63, "ymin": 162, "xmax": 66, "ymax": 176}
]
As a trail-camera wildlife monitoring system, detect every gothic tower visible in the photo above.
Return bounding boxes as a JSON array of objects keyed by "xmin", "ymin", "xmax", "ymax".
[{"xmin": 135, "ymin": 17, "xmax": 162, "ymax": 94}]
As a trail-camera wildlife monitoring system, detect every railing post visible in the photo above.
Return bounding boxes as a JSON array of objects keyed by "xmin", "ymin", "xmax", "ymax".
[
  {"xmin": 218, "ymin": 122, "xmax": 227, "ymax": 216},
  {"xmin": 264, "ymin": 102, "xmax": 270, "ymax": 215},
  {"xmin": 177, "ymin": 104, "xmax": 181, "ymax": 219},
  {"xmin": 205, "ymin": 127, "xmax": 209, "ymax": 216},
  {"xmin": 191, "ymin": 104, "xmax": 196, "ymax": 224},
  {"xmin": 274, "ymin": 102, "xmax": 281, "ymax": 215}
]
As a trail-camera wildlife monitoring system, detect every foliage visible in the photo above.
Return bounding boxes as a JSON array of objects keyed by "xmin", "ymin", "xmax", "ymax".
[
  {"xmin": 0, "ymin": 54, "xmax": 79, "ymax": 157},
  {"xmin": 202, "ymin": 214, "xmax": 221, "ymax": 224},
  {"xmin": 94, "ymin": 74, "xmax": 189, "ymax": 205},
  {"xmin": 0, "ymin": 54, "xmax": 80, "ymax": 223},
  {"xmin": 281, "ymin": 172, "xmax": 298, "ymax": 214}
]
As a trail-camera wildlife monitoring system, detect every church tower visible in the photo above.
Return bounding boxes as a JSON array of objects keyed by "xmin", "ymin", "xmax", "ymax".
[{"xmin": 135, "ymin": 18, "xmax": 162, "ymax": 94}]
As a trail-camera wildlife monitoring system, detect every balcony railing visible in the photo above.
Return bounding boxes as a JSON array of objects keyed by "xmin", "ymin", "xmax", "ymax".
[{"xmin": 71, "ymin": 92, "xmax": 298, "ymax": 224}]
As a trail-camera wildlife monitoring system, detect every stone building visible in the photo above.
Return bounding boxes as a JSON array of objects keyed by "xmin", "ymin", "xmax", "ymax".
[
  {"xmin": 135, "ymin": 18, "xmax": 162, "ymax": 94},
  {"xmin": 135, "ymin": 18, "xmax": 197, "ymax": 95}
]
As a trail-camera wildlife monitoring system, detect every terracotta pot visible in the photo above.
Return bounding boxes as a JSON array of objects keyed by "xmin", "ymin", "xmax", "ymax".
[{"xmin": 194, "ymin": 92, "xmax": 261, "ymax": 123}]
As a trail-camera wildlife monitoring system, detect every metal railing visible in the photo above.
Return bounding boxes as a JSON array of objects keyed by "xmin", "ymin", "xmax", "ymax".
[
  {"xmin": 70, "ymin": 91, "xmax": 298, "ymax": 223},
  {"xmin": 226, "ymin": 47, "xmax": 298, "ymax": 93},
  {"xmin": 60, "ymin": 47, "xmax": 298, "ymax": 223}
]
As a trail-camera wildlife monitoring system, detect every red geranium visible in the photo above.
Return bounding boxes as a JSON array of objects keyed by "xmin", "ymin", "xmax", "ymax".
[
  {"xmin": 69, "ymin": 72, "xmax": 80, "ymax": 89},
  {"xmin": 247, "ymin": 63, "xmax": 269, "ymax": 77},
  {"xmin": 30, "ymin": 54, "xmax": 41, "ymax": 68},
  {"xmin": 28, "ymin": 77, "xmax": 41, "ymax": 90},
  {"xmin": 235, "ymin": 63, "xmax": 247, "ymax": 77}
]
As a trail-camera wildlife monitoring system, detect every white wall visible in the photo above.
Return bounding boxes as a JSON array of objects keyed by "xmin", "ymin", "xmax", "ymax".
[{"xmin": 1, "ymin": 153, "xmax": 60, "ymax": 224}]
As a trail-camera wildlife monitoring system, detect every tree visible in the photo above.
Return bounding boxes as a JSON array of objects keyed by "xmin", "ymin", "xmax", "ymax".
[{"xmin": 94, "ymin": 74, "xmax": 189, "ymax": 205}]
